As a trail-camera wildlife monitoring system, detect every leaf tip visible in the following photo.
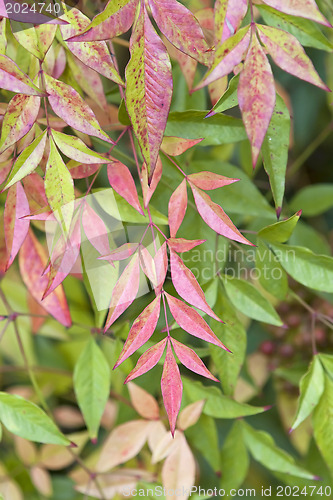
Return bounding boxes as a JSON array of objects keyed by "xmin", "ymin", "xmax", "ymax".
[
  {"xmin": 91, "ymin": 437, "xmax": 98, "ymax": 445},
  {"xmin": 69, "ymin": 441, "xmax": 78, "ymax": 448},
  {"xmin": 205, "ymin": 109, "xmax": 216, "ymax": 119},
  {"xmin": 264, "ymin": 404, "xmax": 273, "ymax": 412},
  {"xmin": 276, "ymin": 206, "xmax": 282, "ymax": 220}
]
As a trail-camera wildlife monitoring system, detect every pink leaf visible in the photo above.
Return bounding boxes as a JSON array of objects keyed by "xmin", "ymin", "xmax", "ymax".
[
  {"xmin": 104, "ymin": 253, "xmax": 140, "ymax": 331},
  {"xmin": 188, "ymin": 171, "xmax": 239, "ymax": 190},
  {"xmin": 154, "ymin": 242, "xmax": 168, "ymax": 294},
  {"xmin": 214, "ymin": 0, "xmax": 248, "ymax": 44},
  {"xmin": 161, "ymin": 432, "xmax": 196, "ymax": 497},
  {"xmin": 125, "ymin": 338, "xmax": 167, "ymax": 383},
  {"xmin": 99, "ymin": 243, "xmax": 139, "ymax": 262},
  {"xmin": 0, "ymin": 55, "xmax": 42, "ymax": 96},
  {"xmin": 177, "ymin": 400, "xmax": 206, "ymax": 431},
  {"xmin": 171, "ymin": 338, "xmax": 219, "ymax": 382},
  {"xmin": 258, "ymin": 25, "xmax": 330, "ymax": 91},
  {"xmin": 114, "ymin": 296, "xmax": 161, "ymax": 368},
  {"xmin": 149, "ymin": 0, "xmax": 211, "ymax": 65},
  {"xmin": 165, "ymin": 292, "xmax": 230, "ymax": 350},
  {"xmin": 139, "ymin": 246, "xmax": 156, "ymax": 286},
  {"xmin": 141, "ymin": 157, "xmax": 163, "ymax": 208},
  {"xmin": 238, "ymin": 32, "xmax": 276, "ymax": 166},
  {"xmin": 161, "ymin": 340, "xmax": 183, "ymax": 436},
  {"xmin": 167, "ymin": 238, "xmax": 206, "ymax": 253},
  {"xmin": 82, "ymin": 202, "xmax": 110, "ymax": 256},
  {"xmin": 125, "ymin": 4, "xmax": 172, "ymax": 178},
  {"xmin": 168, "ymin": 180, "xmax": 187, "ymax": 238},
  {"xmin": 68, "ymin": 163, "xmax": 99, "ymax": 179},
  {"xmin": 170, "ymin": 249, "xmax": 221, "ymax": 321},
  {"xmin": 191, "ymin": 183, "xmax": 254, "ymax": 246},
  {"xmin": 23, "ymin": 173, "xmax": 48, "ymax": 208},
  {"xmin": 107, "ymin": 161, "xmax": 143, "ymax": 215},
  {"xmin": 261, "ymin": 0, "xmax": 331, "ymax": 27},
  {"xmin": 163, "ymin": 39, "xmax": 197, "ymax": 90},
  {"xmin": 127, "ymin": 382, "xmax": 160, "ymax": 420},
  {"xmin": 4, "ymin": 182, "xmax": 30, "ymax": 270},
  {"xmin": 161, "ymin": 137, "xmax": 203, "ymax": 156},
  {"xmin": 19, "ymin": 230, "xmax": 71, "ymax": 327}
]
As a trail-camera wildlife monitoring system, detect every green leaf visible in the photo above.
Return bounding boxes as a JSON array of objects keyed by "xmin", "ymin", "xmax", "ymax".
[
  {"xmin": 52, "ymin": 130, "xmax": 106, "ymax": 164},
  {"xmin": 118, "ymin": 98, "xmax": 131, "ymax": 126},
  {"xmin": 183, "ymin": 379, "xmax": 267, "ymax": 418},
  {"xmin": 313, "ymin": 374, "xmax": 333, "ymax": 475},
  {"xmin": 290, "ymin": 184, "xmax": 333, "ymax": 216},
  {"xmin": 289, "ymin": 221, "xmax": 331, "ymax": 256},
  {"xmin": 74, "ymin": 339, "xmax": 111, "ymax": 439},
  {"xmin": 241, "ymin": 421, "xmax": 317, "ymax": 480},
  {"xmin": 256, "ymin": 239, "xmax": 288, "ymax": 300},
  {"xmin": 210, "ymin": 74, "xmax": 239, "ymax": 114},
  {"xmin": 262, "ymin": 94, "xmax": 290, "ymax": 211},
  {"xmin": 271, "ymin": 243, "xmax": 333, "ymax": 292},
  {"xmin": 222, "ymin": 276, "xmax": 283, "ymax": 326},
  {"xmin": 220, "ymin": 421, "xmax": 249, "ymax": 490},
  {"xmin": 291, "ymin": 356, "xmax": 325, "ymax": 431},
  {"xmin": 165, "ymin": 111, "xmax": 247, "ymax": 146},
  {"xmin": 319, "ymin": 354, "xmax": 333, "ymax": 378},
  {"xmin": 258, "ymin": 211, "xmax": 301, "ymax": 243},
  {"xmin": 0, "ymin": 393, "xmax": 70, "ymax": 445}
]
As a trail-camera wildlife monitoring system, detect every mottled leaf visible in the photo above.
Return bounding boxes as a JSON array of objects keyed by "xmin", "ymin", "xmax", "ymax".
[
  {"xmin": 168, "ymin": 179, "xmax": 187, "ymax": 238},
  {"xmin": 161, "ymin": 340, "xmax": 183, "ymax": 435},
  {"xmin": 171, "ymin": 338, "xmax": 218, "ymax": 382},
  {"xmin": 161, "ymin": 137, "xmax": 203, "ymax": 156},
  {"xmin": 214, "ymin": 0, "xmax": 248, "ymax": 44},
  {"xmin": 167, "ymin": 238, "xmax": 205, "ymax": 253},
  {"xmin": 4, "ymin": 182, "xmax": 30, "ymax": 269},
  {"xmin": 0, "ymin": 54, "xmax": 42, "ymax": 96},
  {"xmin": 261, "ymin": 0, "xmax": 331, "ymax": 27},
  {"xmin": 52, "ymin": 130, "xmax": 106, "ymax": 164}
]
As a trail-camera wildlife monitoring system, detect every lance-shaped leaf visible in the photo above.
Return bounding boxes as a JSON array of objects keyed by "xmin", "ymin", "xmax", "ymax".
[
  {"xmin": 11, "ymin": 23, "xmax": 57, "ymax": 60},
  {"xmin": 257, "ymin": 25, "xmax": 330, "ymax": 91},
  {"xmin": 149, "ymin": 0, "xmax": 211, "ymax": 65},
  {"xmin": 68, "ymin": 162, "xmax": 100, "ymax": 179},
  {"xmin": 161, "ymin": 137, "xmax": 203, "ymax": 156},
  {"xmin": 44, "ymin": 74, "xmax": 113, "ymax": 144},
  {"xmin": 4, "ymin": 131, "xmax": 47, "ymax": 189},
  {"xmin": 177, "ymin": 400, "xmax": 205, "ymax": 431},
  {"xmin": 125, "ymin": 339, "xmax": 167, "ymax": 383},
  {"xmin": 188, "ymin": 171, "xmax": 238, "ymax": 190},
  {"xmin": 19, "ymin": 230, "xmax": 71, "ymax": 327},
  {"xmin": 139, "ymin": 246, "xmax": 156, "ymax": 285},
  {"xmin": 45, "ymin": 138, "xmax": 75, "ymax": 232},
  {"xmin": 114, "ymin": 296, "xmax": 161, "ymax": 368},
  {"xmin": 161, "ymin": 340, "xmax": 183, "ymax": 436},
  {"xmin": 167, "ymin": 238, "xmax": 205, "ymax": 253},
  {"xmin": 127, "ymin": 382, "xmax": 160, "ymax": 420},
  {"xmin": 171, "ymin": 338, "xmax": 218, "ymax": 382},
  {"xmin": 82, "ymin": 202, "xmax": 110, "ymax": 256},
  {"xmin": 238, "ymin": 31, "xmax": 276, "ymax": 166},
  {"xmin": 208, "ymin": 73, "xmax": 240, "ymax": 116},
  {"xmin": 100, "ymin": 243, "xmax": 138, "ymax": 263},
  {"xmin": 73, "ymin": 339, "xmax": 110, "ymax": 440},
  {"xmin": 191, "ymin": 185, "xmax": 253, "ymax": 245},
  {"xmin": 214, "ymin": 0, "xmax": 249, "ymax": 44},
  {"xmin": 66, "ymin": 0, "xmax": 138, "ymax": 42},
  {"xmin": 104, "ymin": 254, "xmax": 140, "ymax": 331},
  {"xmin": 60, "ymin": 9, "xmax": 123, "ymax": 86},
  {"xmin": 125, "ymin": 4, "xmax": 172, "ymax": 178},
  {"xmin": 0, "ymin": 94, "xmax": 40, "ymax": 153},
  {"xmin": 291, "ymin": 356, "xmax": 324, "ymax": 432},
  {"xmin": 4, "ymin": 182, "xmax": 30, "ymax": 269},
  {"xmin": 195, "ymin": 28, "xmax": 250, "ymax": 89},
  {"xmin": 168, "ymin": 180, "xmax": 187, "ymax": 238},
  {"xmin": 141, "ymin": 157, "xmax": 162, "ymax": 208},
  {"xmin": 162, "ymin": 432, "xmax": 195, "ymax": 495},
  {"xmin": 154, "ymin": 242, "xmax": 168, "ymax": 293},
  {"xmin": 313, "ymin": 374, "xmax": 333, "ymax": 474},
  {"xmin": 170, "ymin": 249, "xmax": 220, "ymax": 321},
  {"xmin": 52, "ymin": 130, "xmax": 106, "ymax": 164},
  {"xmin": 261, "ymin": 0, "xmax": 331, "ymax": 27},
  {"xmin": 0, "ymin": 54, "xmax": 42, "ymax": 96},
  {"xmin": 107, "ymin": 161, "xmax": 143, "ymax": 214},
  {"xmin": 165, "ymin": 292, "xmax": 230, "ymax": 350}
]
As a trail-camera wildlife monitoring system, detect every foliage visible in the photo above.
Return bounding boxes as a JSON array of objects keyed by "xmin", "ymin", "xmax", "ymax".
[{"xmin": 0, "ymin": 0, "xmax": 332, "ymax": 498}]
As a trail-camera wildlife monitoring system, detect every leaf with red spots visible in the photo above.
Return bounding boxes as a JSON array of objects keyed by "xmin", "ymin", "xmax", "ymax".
[
  {"xmin": 171, "ymin": 338, "xmax": 219, "ymax": 383},
  {"xmin": 238, "ymin": 31, "xmax": 276, "ymax": 166},
  {"xmin": 104, "ymin": 253, "xmax": 140, "ymax": 331},
  {"xmin": 141, "ymin": 157, "xmax": 162, "ymax": 208},
  {"xmin": 0, "ymin": 54, "xmax": 42, "ymax": 96},
  {"xmin": 66, "ymin": 0, "xmax": 138, "ymax": 42},
  {"xmin": 187, "ymin": 171, "xmax": 239, "ymax": 190},
  {"xmin": 260, "ymin": 0, "xmax": 331, "ymax": 27},
  {"xmin": 168, "ymin": 179, "xmax": 187, "ymax": 238},
  {"xmin": 165, "ymin": 292, "xmax": 230, "ymax": 350},
  {"xmin": 214, "ymin": 0, "xmax": 249, "ymax": 44},
  {"xmin": 124, "ymin": 338, "xmax": 167, "ymax": 383},
  {"xmin": 149, "ymin": 0, "xmax": 211, "ymax": 65},
  {"xmin": 125, "ymin": 4, "xmax": 172, "ymax": 178},
  {"xmin": 19, "ymin": 230, "xmax": 72, "ymax": 327},
  {"xmin": 161, "ymin": 340, "xmax": 182, "ymax": 436},
  {"xmin": 114, "ymin": 295, "xmax": 161, "ymax": 368},
  {"xmin": 161, "ymin": 137, "xmax": 203, "ymax": 156},
  {"xmin": 167, "ymin": 238, "xmax": 206, "ymax": 253},
  {"xmin": 257, "ymin": 25, "xmax": 330, "ymax": 91},
  {"xmin": 4, "ymin": 182, "xmax": 30, "ymax": 270},
  {"xmin": 52, "ymin": 130, "xmax": 106, "ymax": 164},
  {"xmin": 191, "ymin": 185, "xmax": 254, "ymax": 245},
  {"xmin": 44, "ymin": 74, "xmax": 113, "ymax": 144},
  {"xmin": 107, "ymin": 160, "xmax": 143, "ymax": 214}
]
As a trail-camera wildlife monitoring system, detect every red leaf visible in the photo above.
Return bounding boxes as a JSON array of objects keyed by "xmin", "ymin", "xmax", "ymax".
[
  {"xmin": 104, "ymin": 253, "xmax": 140, "ymax": 331},
  {"xmin": 165, "ymin": 292, "xmax": 230, "ymax": 350},
  {"xmin": 167, "ymin": 238, "xmax": 206, "ymax": 253},
  {"xmin": 170, "ymin": 249, "xmax": 220, "ymax": 321},
  {"xmin": 82, "ymin": 202, "xmax": 110, "ymax": 256},
  {"xmin": 100, "ymin": 243, "xmax": 139, "ymax": 262},
  {"xmin": 19, "ymin": 230, "xmax": 71, "ymax": 327},
  {"xmin": 238, "ymin": 32, "xmax": 276, "ymax": 166},
  {"xmin": 23, "ymin": 173, "xmax": 48, "ymax": 208},
  {"xmin": 168, "ymin": 179, "xmax": 187, "ymax": 238},
  {"xmin": 68, "ymin": 162, "xmax": 99, "ymax": 179},
  {"xmin": 4, "ymin": 182, "xmax": 30, "ymax": 270},
  {"xmin": 188, "ymin": 171, "xmax": 239, "ymax": 190},
  {"xmin": 261, "ymin": 0, "xmax": 331, "ymax": 27},
  {"xmin": 124, "ymin": 338, "xmax": 167, "ymax": 383},
  {"xmin": 161, "ymin": 340, "xmax": 182, "ymax": 436},
  {"xmin": 214, "ymin": 0, "xmax": 248, "ymax": 44},
  {"xmin": 161, "ymin": 137, "xmax": 203, "ymax": 156},
  {"xmin": 154, "ymin": 242, "xmax": 168, "ymax": 294},
  {"xmin": 114, "ymin": 296, "xmax": 161, "ymax": 368},
  {"xmin": 107, "ymin": 161, "xmax": 143, "ymax": 215},
  {"xmin": 191, "ymin": 185, "xmax": 254, "ymax": 246},
  {"xmin": 139, "ymin": 246, "xmax": 156, "ymax": 285},
  {"xmin": 171, "ymin": 338, "xmax": 219, "ymax": 382},
  {"xmin": 141, "ymin": 157, "xmax": 163, "ymax": 208}
]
